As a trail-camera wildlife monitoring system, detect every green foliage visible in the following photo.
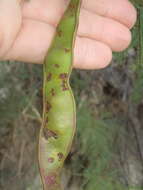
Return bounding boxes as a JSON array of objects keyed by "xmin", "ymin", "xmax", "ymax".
[
  {"xmin": 0, "ymin": 62, "xmax": 42, "ymax": 127},
  {"xmin": 68, "ymin": 103, "xmax": 143, "ymax": 190},
  {"xmin": 131, "ymin": 7, "xmax": 143, "ymax": 103},
  {"xmin": 69, "ymin": 104, "xmax": 127, "ymax": 190},
  {"xmin": 130, "ymin": 0, "xmax": 143, "ymax": 6}
]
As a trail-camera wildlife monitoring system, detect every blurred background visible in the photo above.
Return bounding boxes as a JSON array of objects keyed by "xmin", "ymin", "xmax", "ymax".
[{"xmin": 0, "ymin": 1, "xmax": 143, "ymax": 190}]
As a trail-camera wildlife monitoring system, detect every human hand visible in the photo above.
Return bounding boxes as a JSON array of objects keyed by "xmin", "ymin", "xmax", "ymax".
[{"xmin": 1, "ymin": 0, "xmax": 137, "ymax": 69}]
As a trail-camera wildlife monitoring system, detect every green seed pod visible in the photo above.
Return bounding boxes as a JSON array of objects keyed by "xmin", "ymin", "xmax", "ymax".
[{"xmin": 38, "ymin": 0, "xmax": 82, "ymax": 189}]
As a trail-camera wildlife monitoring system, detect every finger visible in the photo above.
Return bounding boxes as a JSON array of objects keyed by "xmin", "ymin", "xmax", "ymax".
[
  {"xmin": 82, "ymin": 0, "xmax": 137, "ymax": 29},
  {"xmin": 74, "ymin": 37, "xmax": 112, "ymax": 69},
  {"xmin": 3, "ymin": 19, "xmax": 55, "ymax": 63},
  {"xmin": 22, "ymin": 0, "xmax": 137, "ymax": 30},
  {"xmin": 0, "ymin": 0, "xmax": 22, "ymax": 57},
  {"xmin": 22, "ymin": 0, "xmax": 68, "ymax": 26},
  {"xmin": 78, "ymin": 9, "xmax": 131, "ymax": 52},
  {"xmin": 4, "ymin": 19, "xmax": 112, "ymax": 70}
]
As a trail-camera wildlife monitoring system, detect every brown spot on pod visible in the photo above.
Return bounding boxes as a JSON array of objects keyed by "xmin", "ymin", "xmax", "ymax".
[
  {"xmin": 47, "ymin": 73, "xmax": 52, "ymax": 81},
  {"xmin": 61, "ymin": 80, "xmax": 69, "ymax": 91},
  {"xmin": 57, "ymin": 152, "xmax": 64, "ymax": 161},
  {"xmin": 62, "ymin": 87, "xmax": 69, "ymax": 91},
  {"xmin": 69, "ymin": 4, "xmax": 76, "ymax": 10},
  {"xmin": 45, "ymin": 117, "xmax": 49, "ymax": 123},
  {"xmin": 50, "ymin": 88, "xmax": 55, "ymax": 96},
  {"xmin": 59, "ymin": 73, "xmax": 68, "ymax": 79},
  {"xmin": 54, "ymin": 64, "xmax": 60, "ymax": 68},
  {"xmin": 48, "ymin": 157, "xmax": 54, "ymax": 163},
  {"xmin": 62, "ymin": 80, "xmax": 66, "ymax": 84},
  {"xmin": 43, "ymin": 128, "xmax": 58, "ymax": 140},
  {"xmin": 64, "ymin": 48, "xmax": 71, "ymax": 53},
  {"xmin": 57, "ymin": 29, "xmax": 62, "ymax": 37},
  {"xmin": 43, "ymin": 117, "xmax": 48, "ymax": 127},
  {"xmin": 45, "ymin": 174, "xmax": 56, "ymax": 186},
  {"xmin": 46, "ymin": 102, "xmax": 52, "ymax": 112}
]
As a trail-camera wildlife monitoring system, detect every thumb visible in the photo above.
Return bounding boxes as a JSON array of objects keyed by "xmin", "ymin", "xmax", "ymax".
[{"xmin": 0, "ymin": 0, "xmax": 22, "ymax": 58}]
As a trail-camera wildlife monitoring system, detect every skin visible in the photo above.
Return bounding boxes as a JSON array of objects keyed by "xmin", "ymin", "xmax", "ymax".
[
  {"xmin": 0, "ymin": 0, "xmax": 137, "ymax": 69},
  {"xmin": 39, "ymin": 0, "xmax": 81, "ymax": 189}
]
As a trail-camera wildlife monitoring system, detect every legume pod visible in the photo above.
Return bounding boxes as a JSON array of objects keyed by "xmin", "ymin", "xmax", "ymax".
[{"xmin": 38, "ymin": 0, "xmax": 82, "ymax": 189}]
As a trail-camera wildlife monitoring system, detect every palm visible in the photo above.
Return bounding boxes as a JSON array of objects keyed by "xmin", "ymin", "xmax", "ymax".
[{"xmin": 1, "ymin": 0, "xmax": 136, "ymax": 69}]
